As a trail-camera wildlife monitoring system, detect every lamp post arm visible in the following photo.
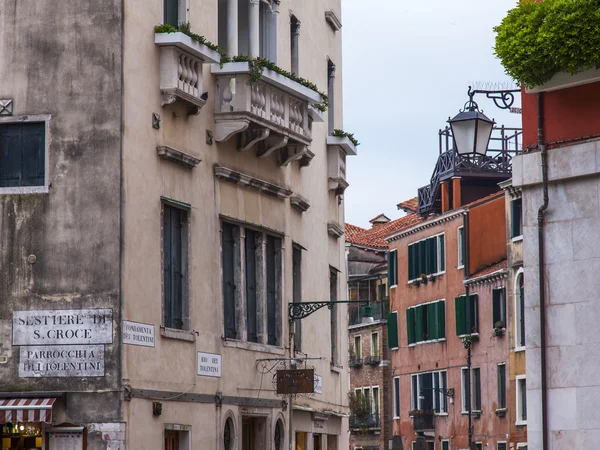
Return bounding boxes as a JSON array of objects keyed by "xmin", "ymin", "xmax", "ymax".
[
  {"xmin": 288, "ymin": 300, "xmax": 369, "ymax": 322},
  {"xmin": 467, "ymin": 86, "xmax": 521, "ymax": 111}
]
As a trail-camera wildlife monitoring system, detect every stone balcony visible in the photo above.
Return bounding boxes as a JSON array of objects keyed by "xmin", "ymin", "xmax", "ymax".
[
  {"xmin": 326, "ymin": 135, "xmax": 358, "ymax": 195},
  {"xmin": 211, "ymin": 62, "xmax": 324, "ymax": 167},
  {"xmin": 155, "ymin": 32, "xmax": 221, "ymax": 116}
]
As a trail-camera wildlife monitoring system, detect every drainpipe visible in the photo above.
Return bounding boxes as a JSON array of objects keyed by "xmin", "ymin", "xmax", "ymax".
[
  {"xmin": 465, "ymin": 284, "xmax": 472, "ymax": 450},
  {"xmin": 536, "ymin": 92, "xmax": 549, "ymax": 450}
]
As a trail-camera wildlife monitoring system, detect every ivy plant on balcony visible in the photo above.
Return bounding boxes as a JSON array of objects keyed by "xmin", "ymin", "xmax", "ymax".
[
  {"xmin": 332, "ymin": 129, "xmax": 360, "ymax": 147},
  {"xmin": 154, "ymin": 23, "xmax": 329, "ymax": 111},
  {"xmin": 494, "ymin": 0, "xmax": 600, "ymax": 89}
]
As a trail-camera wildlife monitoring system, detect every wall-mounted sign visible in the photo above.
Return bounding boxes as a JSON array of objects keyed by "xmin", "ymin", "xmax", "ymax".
[
  {"xmin": 276, "ymin": 369, "xmax": 315, "ymax": 394},
  {"xmin": 13, "ymin": 309, "xmax": 113, "ymax": 346},
  {"xmin": 19, "ymin": 345, "xmax": 104, "ymax": 377},
  {"xmin": 122, "ymin": 321, "xmax": 155, "ymax": 347},
  {"xmin": 197, "ymin": 351, "xmax": 221, "ymax": 378}
]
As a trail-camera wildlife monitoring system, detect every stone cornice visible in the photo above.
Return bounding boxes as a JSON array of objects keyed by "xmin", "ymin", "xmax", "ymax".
[
  {"xmin": 386, "ymin": 209, "xmax": 466, "ymax": 242},
  {"xmin": 290, "ymin": 194, "xmax": 310, "ymax": 212},
  {"xmin": 213, "ymin": 165, "xmax": 292, "ymax": 199},
  {"xmin": 157, "ymin": 145, "xmax": 201, "ymax": 169},
  {"xmin": 464, "ymin": 269, "xmax": 508, "ymax": 286},
  {"xmin": 499, "ymin": 178, "xmax": 522, "ymax": 199},
  {"xmin": 327, "ymin": 221, "xmax": 344, "ymax": 239}
]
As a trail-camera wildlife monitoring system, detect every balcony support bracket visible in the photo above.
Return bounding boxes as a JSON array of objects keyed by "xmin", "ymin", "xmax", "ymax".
[
  {"xmin": 215, "ymin": 119, "xmax": 250, "ymax": 143},
  {"xmin": 279, "ymin": 145, "xmax": 308, "ymax": 167},
  {"xmin": 258, "ymin": 136, "xmax": 289, "ymax": 159},
  {"xmin": 239, "ymin": 128, "xmax": 270, "ymax": 152}
]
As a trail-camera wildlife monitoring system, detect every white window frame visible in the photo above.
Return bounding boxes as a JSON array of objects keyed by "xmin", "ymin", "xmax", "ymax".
[
  {"xmin": 457, "ymin": 226, "xmax": 465, "ymax": 269},
  {"xmin": 516, "ymin": 375, "xmax": 527, "ymax": 426},
  {"xmin": 511, "ymin": 197, "xmax": 523, "ymax": 241},
  {"xmin": 514, "ymin": 268, "xmax": 525, "ymax": 352},
  {"xmin": 389, "ymin": 249, "xmax": 398, "ymax": 288},
  {"xmin": 475, "ymin": 443, "xmax": 482, "ymax": 450},
  {"xmin": 370, "ymin": 332, "xmax": 379, "ymax": 359},
  {"xmin": 0, "ymin": 115, "xmax": 51, "ymax": 194},
  {"xmin": 497, "ymin": 442, "xmax": 507, "ymax": 450},
  {"xmin": 393, "ymin": 376, "xmax": 400, "ymax": 419},
  {"xmin": 456, "ymin": 293, "xmax": 480, "ymax": 338},
  {"xmin": 354, "ymin": 335, "xmax": 362, "ymax": 361},
  {"xmin": 441, "ymin": 440, "xmax": 450, "ymax": 450},
  {"xmin": 164, "ymin": 423, "xmax": 192, "ymax": 450},
  {"xmin": 406, "ymin": 299, "xmax": 447, "ymax": 345},
  {"xmin": 371, "ymin": 385, "xmax": 380, "ymax": 416},
  {"xmin": 461, "ymin": 367, "xmax": 481, "ymax": 414},
  {"xmin": 516, "ymin": 443, "xmax": 528, "ymax": 449},
  {"xmin": 497, "ymin": 362, "xmax": 507, "ymax": 410},
  {"xmin": 433, "ymin": 370, "xmax": 449, "ymax": 415},
  {"xmin": 410, "ymin": 370, "xmax": 448, "ymax": 413},
  {"xmin": 407, "ymin": 232, "xmax": 446, "ymax": 283}
]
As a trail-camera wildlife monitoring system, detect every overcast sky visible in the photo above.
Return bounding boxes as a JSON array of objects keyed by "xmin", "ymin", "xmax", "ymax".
[{"xmin": 342, "ymin": 0, "xmax": 522, "ymax": 228}]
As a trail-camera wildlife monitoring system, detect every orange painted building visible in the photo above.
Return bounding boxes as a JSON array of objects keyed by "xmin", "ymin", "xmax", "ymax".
[{"xmin": 385, "ymin": 191, "xmax": 514, "ymax": 450}]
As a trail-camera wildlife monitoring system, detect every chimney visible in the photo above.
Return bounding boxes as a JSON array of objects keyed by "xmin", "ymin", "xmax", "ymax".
[
  {"xmin": 452, "ymin": 177, "xmax": 462, "ymax": 209},
  {"xmin": 441, "ymin": 181, "xmax": 450, "ymax": 213},
  {"xmin": 369, "ymin": 214, "xmax": 391, "ymax": 228}
]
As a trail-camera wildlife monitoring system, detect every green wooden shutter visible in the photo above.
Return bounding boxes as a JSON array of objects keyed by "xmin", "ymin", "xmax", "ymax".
[
  {"xmin": 419, "ymin": 241, "xmax": 427, "ymax": 276},
  {"xmin": 468, "ymin": 294, "xmax": 478, "ymax": 333},
  {"xmin": 406, "ymin": 308, "xmax": 416, "ymax": 344},
  {"xmin": 415, "ymin": 305, "xmax": 424, "ymax": 343},
  {"xmin": 439, "ymin": 234, "xmax": 445, "ymax": 272},
  {"xmin": 387, "ymin": 251, "xmax": 393, "ymax": 283},
  {"xmin": 455, "ymin": 295, "xmax": 466, "ymax": 335},
  {"xmin": 391, "ymin": 251, "xmax": 397, "ymax": 286},
  {"xmin": 222, "ymin": 223, "xmax": 237, "ymax": 339},
  {"xmin": 266, "ymin": 236, "xmax": 278, "ymax": 345},
  {"xmin": 387, "ymin": 312, "xmax": 398, "ymax": 349},
  {"xmin": 492, "ymin": 289, "xmax": 501, "ymax": 326},
  {"xmin": 427, "ymin": 303, "xmax": 437, "ymax": 340},
  {"xmin": 437, "ymin": 301, "xmax": 446, "ymax": 338}
]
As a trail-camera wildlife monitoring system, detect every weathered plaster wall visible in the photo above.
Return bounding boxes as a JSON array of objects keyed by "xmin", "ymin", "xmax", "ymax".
[{"xmin": 0, "ymin": 0, "xmax": 122, "ymax": 407}]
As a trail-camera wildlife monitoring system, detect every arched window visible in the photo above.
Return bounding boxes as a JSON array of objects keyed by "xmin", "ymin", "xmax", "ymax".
[
  {"xmin": 274, "ymin": 419, "xmax": 284, "ymax": 450},
  {"xmin": 515, "ymin": 272, "xmax": 525, "ymax": 348},
  {"xmin": 224, "ymin": 417, "xmax": 234, "ymax": 450}
]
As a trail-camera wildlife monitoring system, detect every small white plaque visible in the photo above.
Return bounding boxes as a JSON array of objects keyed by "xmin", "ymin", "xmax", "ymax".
[
  {"xmin": 314, "ymin": 374, "xmax": 323, "ymax": 394},
  {"xmin": 13, "ymin": 309, "xmax": 113, "ymax": 345},
  {"xmin": 122, "ymin": 320, "xmax": 155, "ymax": 347},
  {"xmin": 19, "ymin": 345, "xmax": 104, "ymax": 377},
  {"xmin": 197, "ymin": 351, "xmax": 221, "ymax": 378}
]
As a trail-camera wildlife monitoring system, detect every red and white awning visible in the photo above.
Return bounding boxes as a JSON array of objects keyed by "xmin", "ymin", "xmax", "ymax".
[{"xmin": 0, "ymin": 398, "xmax": 57, "ymax": 423}]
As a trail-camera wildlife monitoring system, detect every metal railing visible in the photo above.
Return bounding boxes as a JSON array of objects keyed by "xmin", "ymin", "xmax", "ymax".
[
  {"xmin": 349, "ymin": 414, "xmax": 381, "ymax": 429},
  {"xmin": 411, "ymin": 412, "xmax": 435, "ymax": 431},
  {"xmin": 348, "ymin": 300, "xmax": 389, "ymax": 326}
]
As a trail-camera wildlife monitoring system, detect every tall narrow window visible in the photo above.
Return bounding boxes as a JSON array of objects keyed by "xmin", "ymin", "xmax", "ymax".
[
  {"xmin": 517, "ymin": 376, "xmax": 527, "ymax": 424},
  {"xmin": 266, "ymin": 235, "xmax": 279, "ymax": 345},
  {"xmin": 441, "ymin": 441, "xmax": 450, "ymax": 450},
  {"xmin": 290, "ymin": 15, "xmax": 300, "ymax": 74},
  {"xmin": 163, "ymin": 204, "xmax": 188, "ymax": 330},
  {"xmin": 387, "ymin": 250, "xmax": 398, "ymax": 287},
  {"xmin": 393, "ymin": 377, "xmax": 400, "ymax": 418},
  {"xmin": 493, "ymin": 288, "xmax": 506, "ymax": 329},
  {"xmin": 222, "ymin": 223, "xmax": 238, "ymax": 339},
  {"xmin": 411, "ymin": 375, "xmax": 418, "ymax": 410},
  {"xmin": 372, "ymin": 386, "xmax": 380, "ymax": 423},
  {"xmin": 473, "ymin": 367, "xmax": 481, "ymax": 411},
  {"xmin": 511, "ymin": 198, "xmax": 523, "ymax": 238},
  {"xmin": 497, "ymin": 363, "xmax": 506, "ymax": 409},
  {"xmin": 245, "ymin": 230, "xmax": 258, "ymax": 342},
  {"xmin": 455, "ymin": 294, "xmax": 478, "ymax": 336},
  {"xmin": 259, "ymin": 0, "xmax": 277, "ymax": 61},
  {"xmin": 164, "ymin": 0, "xmax": 179, "ymax": 28},
  {"xmin": 292, "ymin": 246, "xmax": 302, "ymax": 351},
  {"xmin": 354, "ymin": 335, "xmax": 362, "ymax": 361},
  {"xmin": 516, "ymin": 272, "xmax": 525, "ymax": 348},
  {"xmin": 461, "ymin": 367, "xmax": 481, "ymax": 412},
  {"xmin": 371, "ymin": 332, "xmax": 379, "ymax": 359},
  {"xmin": 387, "ymin": 311, "xmax": 398, "ymax": 349},
  {"xmin": 327, "ymin": 60, "xmax": 336, "ymax": 134},
  {"xmin": 457, "ymin": 226, "xmax": 465, "ymax": 268},
  {"xmin": 0, "ymin": 122, "xmax": 46, "ymax": 188},
  {"xmin": 330, "ymin": 268, "xmax": 338, "ymax": 365}
]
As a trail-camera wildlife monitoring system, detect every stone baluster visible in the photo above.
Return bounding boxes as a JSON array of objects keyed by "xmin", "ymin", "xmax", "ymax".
[{"xmin": 221, "ymin": 76, "xmax": 233, "ymax": 112}]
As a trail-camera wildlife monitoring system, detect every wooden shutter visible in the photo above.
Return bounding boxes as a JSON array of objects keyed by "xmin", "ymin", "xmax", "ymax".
[
  {"xmin": 419, "ymin": 241, "xmax": 427, "ymax": 276},
  {"xmin": 406, "ymin": 308, "xmax": 416, "ymax": 345},
  {"xmin": 415, "ymin": 305, "xmax": 424, "ymax": 343},
  {"xmin": 222, "ymin": 223, "xmax": 237, "ymax": 339},
  {"xmin": 163, "ymin": 206, "xmax": 173, "ymax": 327},
  {"xmin": 266, "ymin": 235, "xmax": 278, "ymax": 345},
  {"xmin": 438, "ymin": 234, "xmax": 445, "ymax": 272},
  {"xmin": 473, "ymin": 368, "xmax": 481, "ymax": 410},
  {"xmin": 436, "ymin": 301, "xmax": 446, "ymax": 339},
  {"xmin": 163, "ymin": 205, "xmax": 185, "ymax": 329},
  {"xmin": 408, "ymin": 245, "xmax": 415, "ymax": 280},
  {"xmin": 498, "ymin": 364, "xmax": 506, "ymax": 409},
  {"xmin": 293, "ymin": 246, "xmax": 302, "ymax": 351},
  {"xmin": 246, "ymin": 230, "xmax": 258, "ymax": 343},
  {"xmin": 427, "ymin": 302, "xmax": 437, "ymax": 340},
  {"xmin": 455, "ymin": 295, "xmax": 466, "ymax": 335},
  {"xmin": 467, "ymin": 294, "xmax": 478, "ymax": 333},
  {"xmin": 20, "ymin": 123, "xmax": 45, "ymax": 186},
  {"xmin": 164, "ymin": 0, "xmax": 179, "ymax": 27},
  {"xmin": 387, "ymin": 312, "xmax": 398, "ymax": 349}
]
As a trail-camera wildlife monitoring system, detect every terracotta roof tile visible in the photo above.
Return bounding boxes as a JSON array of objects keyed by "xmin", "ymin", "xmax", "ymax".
[
  {"xmin": 468, "ymin": 259, "xmax": 508, "ymax": 279},
  {"xmin": 345, "ymin": 213, "xmax": 425, "ymax": 249},
  {"xmin": 369, "ymin": 213, "xmax": 391, "ymax": 224},
  {"xmin": 397, "ymin": 197, "xmax": 419, "ymax": 213}
]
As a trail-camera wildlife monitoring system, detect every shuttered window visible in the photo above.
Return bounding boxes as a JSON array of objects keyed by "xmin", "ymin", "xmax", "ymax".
[
  {"xmin": 406, "ymin": 301, "xmax": 445, "ymax": 344},
  {"xmin": 497, "ymin": 363, "xmax": 506, "ymax": 409},
  {"xmin": 222, "ymin": 223, "xmax": 237, "ymax": 339},
  {"xmin": 473, "ymin": 367, "xmax": 481, "ymax": 411},
  {"xmin": 330, "ymin": 268, "xmax": 339, "ymax": 365},
  {"xmin": 408, "ymin": 234, "xmax": 445, "ymax": 280},
  {"xmin": 163, "ymin": 204, "xmax": 187, "ymax": 330},
  {"xmin": 455, "ymin": 294, "xmax": 478, "ymax": 336},
  {"xmin": 293, "ymin": 246, "xmax": 302, "ymax": 351},
  {"xmin": 387, "ymin": 312, "xmax": 398, "ymax": 349},
  {"xmin": 266, "ymin": 236, "xmax": 279, "ymax": 346},
  {"xmin": 387, "ymin": 250, "xmax": 398, "ymax": 287},
  {"xmin": 458, "ymin": 226, "xmax": 465, "ymax": 267},
  {"xmin": 492, "ymin": 288, "xmax": 506, "ymax": 328},
  {"xmin": 245, "ymin": 230, "xmax": 258, "ymax": 343},
  {"xmin": 0, "ymin": 122, "xmax": 45, "ymax": 188},
  {"xmin": 511, "ymin": 198, "xmax": 523, "ymax": 238}
]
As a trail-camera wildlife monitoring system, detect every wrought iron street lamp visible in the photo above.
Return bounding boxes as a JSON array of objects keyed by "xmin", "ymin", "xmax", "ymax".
[
  {"xmin": 288, "ymin": 300, "xmax": 372, "ymax": 323},
  {"xmin": 448, "ymin": 86, "xmax": 520, "ymax": 156}
]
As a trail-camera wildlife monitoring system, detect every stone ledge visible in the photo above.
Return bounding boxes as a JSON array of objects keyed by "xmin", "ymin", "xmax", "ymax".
[
  {"xmin": 157, "ymin": 145, "xmax": 201, "ymax": 169},
  {"xmin": 327, "ymin": 221, "xmax": 344, "ymax": 239},
  {"xmin": 160, "ymin": 327, "xmax": 196, "ymax": 342},
  {"xmin": 214, "ymin": 165, "xmax": 292, "ymax": 199},
  {"xmin": 290, "ymin": 194, "xmax": 310, "ymax": 212}
]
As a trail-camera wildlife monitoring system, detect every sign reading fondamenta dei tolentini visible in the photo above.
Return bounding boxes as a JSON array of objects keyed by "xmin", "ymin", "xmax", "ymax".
[
  {"xmin": 19, "ymin": 345, "xmax": 104, "ymax": 377},
  {"xmin": 13, "ymin": 309, "xmax": 113, "ymax": 345}
]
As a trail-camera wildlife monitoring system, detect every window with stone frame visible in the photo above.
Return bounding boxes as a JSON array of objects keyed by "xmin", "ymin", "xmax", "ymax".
[
  {"xmin": 221, "ymin": 221, "xmax": 282, "ymax": 345},
  {"xmin": 0, "ymin": 121, "xmax": 46, "ymax": 190}
]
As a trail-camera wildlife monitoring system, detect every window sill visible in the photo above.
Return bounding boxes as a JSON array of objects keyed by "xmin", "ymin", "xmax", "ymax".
[
  {"xmin": 390, "ymin": 285, "xmax": 398, "ymax": 290},
  {"xmin": 516, "ymin": 420, "xmax": 527, "ymax": 426},
  {"xmin": 514, "ymin": 346, "xmax": 526, "ymax": 353},
  {"xmin": 461, "ymin": 410, "xmax": 482, "ymax": 415},
  {"xmin": 435, "ymin": 412, "xmax": 449, "ymax": 416},
  {"xmin": 409, "ymin": 338, "xmax": 447, "ymax": 346},
  {"xmin": 512, "ymin": 235, "xmax": 524, "ymax": 243},
  {"xmin": 407, "ymin": 271, "xmax": 445, "ymax": 284},
  {"xmin": 0, "ymin": 185, "xmax": 49, "ymax": 195},
  {"xmin": 458, "ymin": 333, "xmax": 479, "ymax": 338},
  {"xmin": 222, "ymin": 339, "xmax": 285, "ymax": 355},
  {"xmin": 330, "ymin": 364, "xmax": 343, "ymax": 374},
  {"xmin": 160, "ymin": 327, "xmax": 196, "ymax": 342},
  {"xmin": 457, "ymin": 265, "xmax": 464, "ymax": 270}
]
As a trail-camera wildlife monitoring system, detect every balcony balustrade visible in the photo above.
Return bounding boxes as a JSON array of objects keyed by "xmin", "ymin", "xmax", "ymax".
[
  {"xmin": 410, "ymin": 411, "xmax": 435, "ymax": 431},
  {"xmin": 211, "ymin": 62, "xmax": 324, "ymax": 167},
  {"xmin": 349, "ymin": 414, "xmax": 380, "ymax": 430}
]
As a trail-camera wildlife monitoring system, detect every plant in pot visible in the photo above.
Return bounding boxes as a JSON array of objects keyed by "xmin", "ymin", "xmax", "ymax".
[
  {"xmin": 412, "ymin": 279, "xmax": 421, "ymax": 287},
  {"xmin": 494, "ymin": 321, "xmax": 505, "ymax": 337},
  {"xmin": 420, "ymin": 273, "xmax": 428, "ymax": 284},
  {"xmin": 428, "ymin": 273, "xmax": 436, "ymax": 282}
]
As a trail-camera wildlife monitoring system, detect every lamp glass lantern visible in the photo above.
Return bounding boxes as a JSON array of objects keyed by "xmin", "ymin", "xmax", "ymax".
[
  {"xmin": 362, "ymin": 303, "xmax": 374, "ymax": 324},
  {"xmin": 448, "ymin": 109, "xmax": 495, "ymax": 156}
]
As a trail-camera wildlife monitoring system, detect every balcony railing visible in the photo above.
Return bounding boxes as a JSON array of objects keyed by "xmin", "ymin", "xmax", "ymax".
[
  {"xmin": 349, "ymin": 414, "xmax": 380, "ymax": 430},
  {"xmin": 211, "ymin": 62, "xmax": 323, "ymax": 167},
  {"xmin": 349, "ymin": 301, "xmax": 389, "ymax": 326},
  {"xmin": 364, "ymin": 355, "xmax": 381, "ymax": 366},
  {"xmin": 410, "ymin": 412, "xmax": 435, "ymax": 431},
  {"xmin": 348, "ymin": 358, "xmax": 363, "ymax": 368}
]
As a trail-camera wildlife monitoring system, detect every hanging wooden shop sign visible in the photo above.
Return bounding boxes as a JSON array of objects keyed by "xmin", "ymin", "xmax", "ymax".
[{"xmin": 276, "ymin": 369, "xmax": 315, "ymax": 394}]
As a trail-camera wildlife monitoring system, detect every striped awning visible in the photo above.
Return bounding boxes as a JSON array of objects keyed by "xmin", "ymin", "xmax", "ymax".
[{"xmin": 0, "ymin": 398, "xmax": 57, "ymax": 423}]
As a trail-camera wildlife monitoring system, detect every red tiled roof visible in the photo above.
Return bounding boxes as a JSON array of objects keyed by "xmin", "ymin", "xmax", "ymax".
[
  {"xmin": 345, "ymin": 213, "xmax": 425, "ymax": 249},
  {"xmin": 369, "ymin": 213, "xmax": 391, "ymax": 224},
  {"xmin": 397, "ymin": 197, "xmax": 419, "ymax": 213},
  {"xmin": 468, "ymin": 259, "xmax": 508, "ymax": 279}
]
